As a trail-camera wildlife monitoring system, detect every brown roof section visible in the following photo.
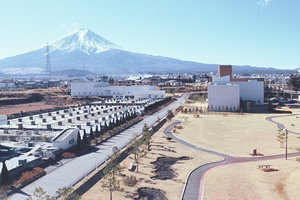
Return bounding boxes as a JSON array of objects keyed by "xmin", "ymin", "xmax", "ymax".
[
  {"xmin": 219, "ymin": 65, "xmax": 232, "ymax": 79},
  {"xmin": 208, "ymin": 65, "xmax": 264, "ymax": 82},
  {"xmin": 231, "ymin": 78, "xmax": 264, "ymax": 82}
]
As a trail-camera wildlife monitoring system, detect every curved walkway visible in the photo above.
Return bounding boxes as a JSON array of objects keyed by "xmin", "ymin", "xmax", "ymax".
[
  {"xmin": 266, "ymin": 114, "xmax": 300, "ymax": 135},
  {"xmin": 163, "ymin": 116, "xmax": 300, "ymax": 200}
]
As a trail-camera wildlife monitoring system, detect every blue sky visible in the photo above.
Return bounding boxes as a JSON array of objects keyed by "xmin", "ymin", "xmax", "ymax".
[{"xmin": 0, "ymin": 0, "xmax": 299, "ymax": 69}]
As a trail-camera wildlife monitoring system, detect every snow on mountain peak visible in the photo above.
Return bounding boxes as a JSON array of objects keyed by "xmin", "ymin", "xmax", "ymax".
[{"xmin": 50, "ymin": 28, "xmax": 121, "ymax": 55}]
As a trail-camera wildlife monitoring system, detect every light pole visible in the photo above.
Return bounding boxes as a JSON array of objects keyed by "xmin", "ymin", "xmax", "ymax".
[{"xmin": 284, "ymin": 129, "xmax": 288, "ymax": 160}]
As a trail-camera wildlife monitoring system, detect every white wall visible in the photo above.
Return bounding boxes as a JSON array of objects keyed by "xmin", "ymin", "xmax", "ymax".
[
  {"xmin": 0, "ymin": 115, "xmax": 7, "ymax": 125},
  {"xmin": 237, "ymin": 80, "xmax": 264, "ymax": 105},
  {"xmin": 212, "ymin": 75, "xmax": 230, "ymax": 84},
  {"xmin": 52, "ymin": 129, "xmax": 78, "ymax": 150},
  {"xmin": 208, "ymin": 84, "xmax": 240, "ymax": 111},
  {"xmin": 71, "ymin": 81, "xmax": 165, "ymax": 99}
]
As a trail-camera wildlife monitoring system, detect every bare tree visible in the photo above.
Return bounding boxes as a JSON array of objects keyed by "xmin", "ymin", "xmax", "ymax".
[
  {"xmin": 142, "ymin": 124, "xmax": 151, "ymax": 151},
  {"xmin": 166, "ymin": 109, "xmax": 174, "ymax": 122},
  {"xmin": 26, "ymin": 187, "xmax": 53, "ymax": 200},
  {"xmin": 56, "ymin": 187, "xmax": 81, "ymax": 200},
  {"xmin": 131, "ymin": 134, "xmax": 146, "ymax": 173},
  {"xmin": 276, "ymin": 129, "xmax": 286, "ymax": 148},
  {"xmin": 102, "ymin": 147, "xmax": 123, "ymax": 200}
]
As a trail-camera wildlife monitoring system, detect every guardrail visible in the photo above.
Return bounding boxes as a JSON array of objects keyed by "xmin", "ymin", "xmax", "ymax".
[
  {"xmin": 67, "ymin": 120, "xmax": 143, "ymax": 188},
  {"xmin": 69, "ymin": 157, "xmax": 107, "ymax": 188}
]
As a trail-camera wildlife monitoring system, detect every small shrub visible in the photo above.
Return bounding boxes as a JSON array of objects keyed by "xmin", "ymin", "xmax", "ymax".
[
  {"xmin": 296, "ymin": 157, "xmax": 300, "ymax": 163},
  {"xmin": 175, "ymin": 125, "xmax": 183, "ymax": 129},
  {"xmin": 18, "ymin": 167, "xmax": 45, "ymax": 185},
  {"xmin": 166, "ymin": 137, "xmax": 172, "ymax": 142},
  {"xmin": 123, "ymin": 175, "xmax": 137, "ymax": 186},
  {"xmin": 61, "ymin": 152, "xmax": 75, "ymax": 158},
  {"xmin": 90, "ymin": 139, "xmax": 96, "ymax": 145},
  {"xmin": 108, "ymin": 130, "xmax": 115, "ymax": 136},
  {"xmin": 172, "ymin": 128, "xmax": 176, "ymax": 133}
]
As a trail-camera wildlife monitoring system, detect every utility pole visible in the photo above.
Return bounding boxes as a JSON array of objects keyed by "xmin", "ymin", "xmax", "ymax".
[
  {"xmin": 284, "ymin": 129, "xmax": 288, "ymax": 160},
  {"xmin": 83, "ymin": 63, "xmax": 86, "ymax": 80},
  {"xmin": 45, "ymin": 43, "xmax": 51, "ymax": 79}
]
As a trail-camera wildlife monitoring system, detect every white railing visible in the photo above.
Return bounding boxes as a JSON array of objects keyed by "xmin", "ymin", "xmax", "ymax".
[{"xmin": 69, "ymin": 157, "xmax": 107, "ymax": 188}]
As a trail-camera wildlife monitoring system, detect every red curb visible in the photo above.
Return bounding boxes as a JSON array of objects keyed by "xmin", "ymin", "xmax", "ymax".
[{"xmin": 198, "ymin": 166, "xmax": 215, "ymax": 200}]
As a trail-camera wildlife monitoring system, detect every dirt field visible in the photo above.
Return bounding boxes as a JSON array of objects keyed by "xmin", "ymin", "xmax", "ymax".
[
  {"xmin": 0, "ymin": 102, "xmax": 55, "ymax": 116},
  {"xmin": 204, "ymin": 158, "xmax": 300, "ymax": 200},
  {"xmin": 80, "ymin": 121, "xmax": 222, "ymax": 200},
  {"xmin": 172, "ymin": 112, "xmax": 300, "ymax": 157},
  {"xmin": 0, "ymin": 88, "xmax": 102, "ymax": 116},
  {"xmin": 77, "ymin": 107, "xmax": 300, "ymax": 200},
  {"xmin": 170, "ymin": 107, "xmax": 300, "ymax": 200}
]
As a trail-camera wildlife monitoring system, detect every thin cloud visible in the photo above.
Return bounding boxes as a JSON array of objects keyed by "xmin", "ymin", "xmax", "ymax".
[
  {"xmin": 73, "ymin": 22, "xmax": 79, "ymax": 30},
  {"xmin": 257, "ymin": 0, "xmax": 271, "ymax": 7},
  {"xmin": 60, "ymin": 21, "xmax": 65, "ymax": 28},
  {"xmin": 67, "ymin": 22, "xmax": 79, "ymax": 33}
]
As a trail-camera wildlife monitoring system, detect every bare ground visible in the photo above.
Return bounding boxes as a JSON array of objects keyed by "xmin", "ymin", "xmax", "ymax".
[
  {"xmin": 79, "ymin": 121, "xmax": 222, "ymax": 200},
  {"xmin": 0, "ymin": 88, "xmax": 103, "ymax": 116},
  {"xmin": 204, "ymin": 159, "xmax": 300, "ymax": 200}
]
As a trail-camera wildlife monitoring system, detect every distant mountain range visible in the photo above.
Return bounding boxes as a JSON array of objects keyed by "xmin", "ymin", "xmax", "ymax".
[{"xmin": 0, "ymin": 29, "xmax": 296, "ymax": 76}]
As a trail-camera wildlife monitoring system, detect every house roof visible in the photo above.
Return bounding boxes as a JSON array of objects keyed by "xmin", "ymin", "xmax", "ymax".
[{"xmin": 52, "ymin": 128, "xmax": 76, "ymax": 142}]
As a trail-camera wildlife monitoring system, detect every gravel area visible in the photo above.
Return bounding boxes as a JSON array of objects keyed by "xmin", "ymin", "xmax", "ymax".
[
  {"xmin": 151, "ymin": 156, "xmax": 191, "ymax": 180},
  {"xmin": 135, "ymin": 187, "xmax": 167, "ymax": 200}
]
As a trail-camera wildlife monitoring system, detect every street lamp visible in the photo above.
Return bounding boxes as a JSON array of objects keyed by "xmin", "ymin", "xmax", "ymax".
[{"xmin": 284, "ymin": 129, "xmax": 288, "ymax": 160}]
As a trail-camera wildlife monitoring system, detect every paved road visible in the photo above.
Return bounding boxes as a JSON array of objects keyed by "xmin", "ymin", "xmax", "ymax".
[
  {"xmin": 163, "ymin": 117, "xmax": 300, "ymax": 200},
  {"xmin": 10, "ymin": 95, "xmax": 187, "ymax": 200}
]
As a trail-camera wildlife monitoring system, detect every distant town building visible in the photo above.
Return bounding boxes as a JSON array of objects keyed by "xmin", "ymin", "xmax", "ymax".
[
  {"xmin": 208, "ymin": 65, "xmax": 264, "ymax": 111},
  {"xmin": 0, "ymin": 82, "xmax": 20, "ymax": 92},
  {"xmin": 71, "ymin": 81, "xmax": 165, "ymax": 99},
  {"xmin": 164, "ymin": 80, "xmax": 182, "ymax": 86}
]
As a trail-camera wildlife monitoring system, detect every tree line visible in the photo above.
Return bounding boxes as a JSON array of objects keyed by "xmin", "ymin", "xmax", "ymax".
[{"xmin": 144, "ymin": 97, "xmax": 172, "ymax": 113}]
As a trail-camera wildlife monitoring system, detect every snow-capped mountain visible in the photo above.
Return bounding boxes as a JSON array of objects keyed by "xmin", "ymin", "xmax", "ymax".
[
  {"xmin": 0, "ymin": 28, "xmax": 210, "ymax": 75},
  {"xmin": 49, "ymin": 29, "xmax": 121, "ymax": 55},
  {"xmin": 0, "ymin": 28, "xmax": 289, "ymax": 76}
]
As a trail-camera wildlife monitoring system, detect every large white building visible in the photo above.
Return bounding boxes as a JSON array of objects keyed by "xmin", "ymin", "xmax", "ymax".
[
  {"xmin": 208, "ymin": 65, "xmax": 264, "ymax": 111},
  {"xmin": 71, "ymin": 81, "xmax": 165, "ymax": 99},
  {"xmin": 208, "ymin": 83, "xmax": 240, "ymax": 111}
]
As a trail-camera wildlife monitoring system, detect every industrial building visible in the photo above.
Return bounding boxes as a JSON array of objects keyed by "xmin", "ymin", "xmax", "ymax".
[
  {"xmin": 208, "ymin": 65, "xmax": 264, "ymax": 111},
  {"xmin": 71, "ymin": 81, "xmax": 166, "ymax": 99}
]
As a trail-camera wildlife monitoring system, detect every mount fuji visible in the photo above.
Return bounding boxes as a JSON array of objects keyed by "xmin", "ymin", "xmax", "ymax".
[{"xmin": 0, "ymin": 28, "xmax": 288, "ymax": 76}]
